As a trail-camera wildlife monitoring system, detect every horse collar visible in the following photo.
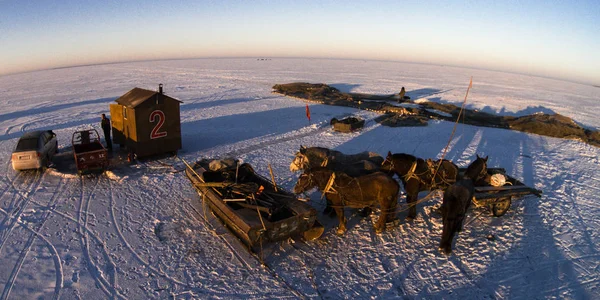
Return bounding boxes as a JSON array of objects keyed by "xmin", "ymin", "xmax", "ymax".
[
  {"xmin": 322, "ymin": 172, "xmax": 337, "ymax": 198},
  {"xmin": 403, "ymin": 161, "xmax": 419, "ymax": 181}
]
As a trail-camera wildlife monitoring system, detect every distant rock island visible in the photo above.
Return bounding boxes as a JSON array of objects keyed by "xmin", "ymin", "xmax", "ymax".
[{"xmin": 272, "ymin": 82, "xmax": 600, "ymax": 148}]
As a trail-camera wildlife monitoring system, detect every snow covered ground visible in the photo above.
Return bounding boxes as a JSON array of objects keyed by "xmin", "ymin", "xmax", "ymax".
[{"xmin": 0, "ymin": 58, "xmax": 599, "ymax": 299}]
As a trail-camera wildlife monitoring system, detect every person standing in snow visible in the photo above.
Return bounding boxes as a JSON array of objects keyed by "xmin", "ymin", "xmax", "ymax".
[{"xmin": 101, "ymin": 113, "xmax": 113, "ymax": 150}]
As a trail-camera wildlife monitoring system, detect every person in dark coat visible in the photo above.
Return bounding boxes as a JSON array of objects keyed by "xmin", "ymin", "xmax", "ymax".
[{"xmin": 101, "ymin": 114, "xmax": 113, "ymax": 150}]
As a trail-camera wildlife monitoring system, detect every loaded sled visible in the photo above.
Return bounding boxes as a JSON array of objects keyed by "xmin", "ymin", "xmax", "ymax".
[
  {"xmin": 460, "ymin": 167, "xmax": 542, "ymax": 217},
  {"xmin": 185, "ymin": 159, "xmax": 323, "ymax": 250}
]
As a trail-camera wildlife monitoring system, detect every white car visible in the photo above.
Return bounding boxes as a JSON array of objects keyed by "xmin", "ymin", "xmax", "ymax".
[{"xmin": 12, "ymin": 130, "xmax": 58, "ymax": 171}]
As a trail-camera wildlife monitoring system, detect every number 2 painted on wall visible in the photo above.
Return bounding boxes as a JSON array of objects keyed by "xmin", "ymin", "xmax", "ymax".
[{"xmin": 149, "ymin": 110, "xmax": 167, "ymax": 139}]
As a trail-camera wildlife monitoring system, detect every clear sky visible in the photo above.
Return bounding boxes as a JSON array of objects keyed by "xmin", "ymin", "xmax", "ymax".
[{"xmin": 1, "ymin": 0, "xmax": 598, "ymax": 85}]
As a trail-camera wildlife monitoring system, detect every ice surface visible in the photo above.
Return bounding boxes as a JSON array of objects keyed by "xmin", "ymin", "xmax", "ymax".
[{"xmin": 0, "ymin": 58, "xmax": 598, "ymax": 299}]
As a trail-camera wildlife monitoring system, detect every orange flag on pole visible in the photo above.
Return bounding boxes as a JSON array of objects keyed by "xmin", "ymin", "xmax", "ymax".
[{"xmin": 305, "ymin": 104, "xmax": 311, "ymax": 122}]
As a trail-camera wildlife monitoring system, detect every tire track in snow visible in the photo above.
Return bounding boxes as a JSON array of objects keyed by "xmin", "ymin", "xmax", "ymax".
[
  {"xmin": 0, "ymin": 170, "xmax": 44, "ymax": 254},
  {"xmin": 3, "ymin": 125, "xmax": 16, "ymax": 136},
  {"xmin": 0, "ymin": 171, "xmax": 25, "ymax": 221},
  {"xmin": 0, "ymin": 206, "xmax": 63, "ymax": 300},
  {"xmin": 27, "ymin": 196, "xmax": 132, "ymax": 299},
  {"xmin": 0, "ymin": 178, "xmax": 66, "ymax": 300},
  {"xmin": 76, "ymin": 175, "xmax": 123, "ymax": 299},
  {"xmin": 0, "ymin": 172, "xmax": 30, "ymax": 224}
]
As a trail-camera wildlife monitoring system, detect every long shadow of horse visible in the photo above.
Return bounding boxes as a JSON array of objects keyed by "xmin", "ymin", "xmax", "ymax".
[
  {"xmin": 327, "ymin": 122, "xmax": 596, "ymax": 297},
  {"xmin": 427, "ymin": 96, "xmax": 558, "ymax": 116},
  {"xmin": 427, "ymin": 96, "xmax": 597, "ymax": 131},
  {"xmin": 410, "ymin": 128, "xmax": 595, "ymax": 298}
]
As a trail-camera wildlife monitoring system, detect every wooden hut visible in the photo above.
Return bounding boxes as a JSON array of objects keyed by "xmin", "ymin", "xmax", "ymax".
[{"xmin": 110, "ymin": 84, "xmax": 182, "ymax": 158}]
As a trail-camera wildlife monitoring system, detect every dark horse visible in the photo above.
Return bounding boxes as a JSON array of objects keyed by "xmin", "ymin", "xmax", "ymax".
[
  {"xmin": 381, "ymin": 152, "xmax": 459, "ymax": 220},
  {"xmin": 289, "ymin": 146, "xmax": 383, "ymax": 175},
  {"xmin": 293, "ymin": 167, "xmax": 400, "ymax": 235},
  {"xmin": 439, "ymin": 155, "xmax": 488, "ymax": 255}
]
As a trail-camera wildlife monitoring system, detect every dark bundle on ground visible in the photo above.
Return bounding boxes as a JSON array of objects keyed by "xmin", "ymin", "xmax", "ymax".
[
  {"xmin": 272, "ymin": 83, "xmax": 353, "ymax": 102},
  {"xmin": 508, "ymin": 113, "xmax": 589, "ymax": 140},
  {"xmin": 273, "ymin": 82, "xmax": 600, "ymax": 148},
  {"xmin": 374, "ymin": 113, "xmax": 428, "ymax": 127}
]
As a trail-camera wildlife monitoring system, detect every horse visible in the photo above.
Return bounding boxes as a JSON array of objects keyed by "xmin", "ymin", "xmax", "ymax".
[
  {"xmin": 289, "ymin": 146, "xmax": 384, "ymax": 173},
  {"xmin": 293, "ymin": 167, "xmax": 400, "ymax": 235},
  {"xmin": 290, "ymin": 146, "xmax": 384, "ymax": 216},
  {"xmin": 439, "ymin": 154, "xmax": 488, "ymax": 255},
  {"xmin": 380, "ymin": 152, "xmax": 459, "ymax": 220}
]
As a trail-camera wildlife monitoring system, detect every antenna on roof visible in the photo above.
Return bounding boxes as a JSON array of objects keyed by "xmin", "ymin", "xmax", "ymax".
[{"xmin": 159, "ymin": 83, "xmax": 163, "ymax": 94}]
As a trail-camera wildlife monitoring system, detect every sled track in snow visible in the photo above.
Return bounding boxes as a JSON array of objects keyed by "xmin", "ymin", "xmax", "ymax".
[
  {"xmin": 371, "ymin": 230, "xmax": 407, "ymax": 296},
  {"xmin": 223, "ymin": 123, "xmax": 332, "ymax": 158},
  {"xmin": 76, "ymin": 175, "xmax": 124, "ymax": 299},
  {"xmin": 454, "ymin": 129, "xmax": 484, "ymax": 166},
  {"xmin": 184, "ymin": 200, "xmax": 264, "ymax": 296},
  {"xmin": 186, "ymin": 198, "xmax": 305, "ymax": 298},
  {"xmin": 223, "ymin": 114, "xmax": 378, "ymax": 158},
  {"xmin": 107, "ymin": 175, "xmax": 189, "ymax": 289},
  {"xmin": 288, "ymin": 242, "xmax": 325, "ymax": 298},
  {"xmin": 0, "ymin": 178, "xmax": 67, "ymax": 300}
]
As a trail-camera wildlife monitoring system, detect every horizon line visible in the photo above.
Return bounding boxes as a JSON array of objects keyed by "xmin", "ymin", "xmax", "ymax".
[{"xmin": 0, "ymin": 56, "xmax": 596, "ymax": 88}]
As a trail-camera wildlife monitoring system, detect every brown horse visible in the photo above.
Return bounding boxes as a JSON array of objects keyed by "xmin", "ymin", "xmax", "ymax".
[
  {"xmin": 439, "ymin": 154, "xmax": 488, "ymax": 255},
  {"xmin": 293, "ymin": 167, "xmax": 399, "ymax": 235},
  {"xmin": 381, "ymin": 152, "xmax": 459, "ymax": 220},
  {"xmin": 291, "ymin": 146, "xmax": 384, "ymax": 216}
]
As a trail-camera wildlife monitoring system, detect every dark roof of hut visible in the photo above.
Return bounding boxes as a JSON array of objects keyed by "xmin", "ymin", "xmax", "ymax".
[{"xmin": 115, "ymin": 87, "xmax": 182, "ymax": 108}]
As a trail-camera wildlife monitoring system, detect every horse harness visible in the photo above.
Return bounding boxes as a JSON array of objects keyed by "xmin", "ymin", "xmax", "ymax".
[
  {"xmin": 383, "ymin": 156, "xmax": 429, "ymax": 184},
  {"xmin": 292, "ymin": 154, "xmax": 307, "ymax": 170},
  {"xmin": 321, "ymin": 172, "xmax": 365, "ymax": 207},
  {"xmin": 293, "ymin": 150, "xmax": 332, "ymax": 170},
  {"xmin": 403, "ymin": 159, "xmax": 456, "ymax": 189}
]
